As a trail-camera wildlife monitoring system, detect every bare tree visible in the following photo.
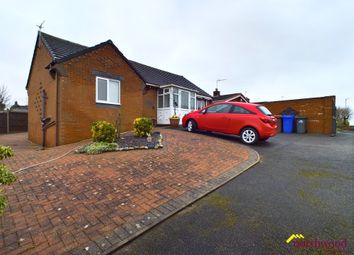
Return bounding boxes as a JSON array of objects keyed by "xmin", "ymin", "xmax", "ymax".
[
  {"xmin": 336, "ymin": 106, "xmax": 352, "ymax": 126},
  {"xmin": 0, "ymin": 85, "xmax": 11, "ymax": 111}
]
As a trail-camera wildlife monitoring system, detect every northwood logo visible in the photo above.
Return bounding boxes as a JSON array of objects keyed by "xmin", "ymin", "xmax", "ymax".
[
  {"xmin": 286, "ymin": 234, "xmax": 348, "ymax": 254},
  {"xmin": 286, "ymin": 234, "xmax": 304, "ymax": 243}
]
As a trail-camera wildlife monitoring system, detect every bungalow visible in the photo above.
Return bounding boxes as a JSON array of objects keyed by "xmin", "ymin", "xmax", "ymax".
[{"xmin": 26, "ymin": 32, "xmax": 211, "ymax": 146}]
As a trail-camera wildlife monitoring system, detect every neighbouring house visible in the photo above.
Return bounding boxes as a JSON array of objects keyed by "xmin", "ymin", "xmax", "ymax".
[
  {"xmin": 10, "ymin": 101, "xmax": 28, "ymax": 113},
  {"xmin": 212, "ymin": 88, "xmax": 249, "ymax": 103},
  {"xmin": 26, "ymin": 32, "xmax": 212, "ymax": 146},
  {"xmin": 0, "ymin": 102, "xmax": 28, "ymax": 134}
]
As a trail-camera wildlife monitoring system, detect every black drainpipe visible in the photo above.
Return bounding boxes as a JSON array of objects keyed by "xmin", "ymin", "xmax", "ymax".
[
  {"xmin": 55, "ymin": 71, "xmax": 60, "ymax": 146},
  {"xmin": 41, "ymin": 90, "xmax": 47, "ymax": 149}
]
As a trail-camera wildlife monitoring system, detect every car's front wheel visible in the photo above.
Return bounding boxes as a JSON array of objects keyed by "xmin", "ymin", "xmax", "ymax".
[
  {"xmin": 240, "ymin": 127, "xmax": 259, "ymax": 145},
  {"xmin": 186, "ymin": 120, "xmax": 197, "ymax": 132}
]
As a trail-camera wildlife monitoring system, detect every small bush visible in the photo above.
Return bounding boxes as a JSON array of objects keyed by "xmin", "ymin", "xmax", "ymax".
[
  {"xmin": 133, "ymin": 117, "xmax": 153, "ymax": 137},
  {"xmin": 78, "ymin": 142, "xmax": 118, "ymax": 155},
  {"xmin": 0, "ymin": 146, "xmax": 14, "ymax": 160},
  {"xmin": 91, "ymin": 121, "xmax": 117, "ymax": 143},
  {"xmin": 0, "ymin": 145, "xmax": 16, "ymax": 215},
  {"xmin": 0, "ymin": 193, "xmax": 7, "ymax": 215},
  {"xmin": 0, "ymin": 164, "xmax": 16, "ymax": 185}
]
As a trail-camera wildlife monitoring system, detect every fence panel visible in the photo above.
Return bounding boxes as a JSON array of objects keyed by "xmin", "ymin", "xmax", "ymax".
[
  {"xmin": 0, "ymin": 112, "xmax": 7, "ymax": 133},
  {"xmin": 0, "ymin": 111, "xmax": 28, "ymax": 134}
]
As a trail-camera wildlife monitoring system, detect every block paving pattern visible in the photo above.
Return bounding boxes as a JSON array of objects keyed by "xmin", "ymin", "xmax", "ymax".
[
  {"xmin": 0, "ymin": 129, "xmax": 257, "ymax": 254},
  {"xmin": 0, "ymin": 133, "xmax": 89, "ymax": 172}
]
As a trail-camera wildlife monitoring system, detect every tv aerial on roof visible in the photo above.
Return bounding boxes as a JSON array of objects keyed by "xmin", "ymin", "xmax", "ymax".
[{"xmin": 37, "ymin": 20, "xmax": 45, "ymax": 31}]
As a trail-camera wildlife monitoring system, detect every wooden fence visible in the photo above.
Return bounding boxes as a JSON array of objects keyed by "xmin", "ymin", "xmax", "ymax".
[{"xmin": 0, "ymin": 111, "xmax": 28, "ymax": 134}]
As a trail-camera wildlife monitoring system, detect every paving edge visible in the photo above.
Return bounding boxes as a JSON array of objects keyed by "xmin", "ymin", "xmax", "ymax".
[{"xmin": 72, "ymin": 147, "xmax": 260, "ymax": 255}]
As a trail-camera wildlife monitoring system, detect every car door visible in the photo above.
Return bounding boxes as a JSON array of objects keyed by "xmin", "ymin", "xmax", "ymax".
[
  {"xmin": 225, "ymin": 105, "xmax": 253, "ymax": 134},
  {"xmin": 196, "ymin": 104, "xmax": 233, "ymax": 132}
]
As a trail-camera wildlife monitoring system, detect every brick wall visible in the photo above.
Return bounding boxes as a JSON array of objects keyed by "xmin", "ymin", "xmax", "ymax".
[
  {"xmin": 57, "ymin": 44, "xmax": 146, "ymax": 145},
  {"xmin": 257, "ymin": 96, "xmax": 336, "ymax": 135},
  {"xmin": 143, "ymin": 86, "xmax": 157, "ymax": 123},
  {"xmin": 27, "ymin": 39, "xmax": 57, "ymax": 146}
]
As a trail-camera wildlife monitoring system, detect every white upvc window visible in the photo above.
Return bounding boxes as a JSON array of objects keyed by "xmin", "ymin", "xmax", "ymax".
[
  {"xmin": 181, "ymin": 90, "xmax": 189, "ymax": 109},
  {"xmin": 158, "ymin": 88, "xmax": 171, "ymax": 108},
  {"xmin": 173, "ymin": 88, "xmax": 179, "ymax": 108},
  {"xmin": 197, "ymin": 99, "xmax": 206, "ymax": 109},
  {"xmin": 96, "ymin": 77, "xmax": 120, "ymax": 105},
  {"xmin": 190, "ymin": 92, "xmax": 196, "ymax": 110}
]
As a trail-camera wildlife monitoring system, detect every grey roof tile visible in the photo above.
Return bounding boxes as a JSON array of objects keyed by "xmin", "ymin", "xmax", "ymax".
[
  {"xmin": 213, "ymin": 93, "xmax": 249, "ymax": 102},
  {"xmin": 39, "ymin": 32, "xmax": 211, "ymax": 97},
  {"xmin": 41, "ymin": 32, "xmax": 88, "ymax": 60},
  {"xmin": 129, "ymin": 60, "xmax": 211, "ymax": 97}
]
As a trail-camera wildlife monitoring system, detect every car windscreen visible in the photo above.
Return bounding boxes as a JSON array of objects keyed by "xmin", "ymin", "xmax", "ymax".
[{"xmin": 258, "ymin": 106, "xmax": 273, "ymax": 116}]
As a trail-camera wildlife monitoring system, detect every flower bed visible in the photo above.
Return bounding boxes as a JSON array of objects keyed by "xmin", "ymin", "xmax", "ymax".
[
  {"xmin": 77, "ymin": 132, "xmax": 163, "ymax": 155},
  {"xmin": 117, "ymin": 132, "xmax": 162, "ymax": 150}
]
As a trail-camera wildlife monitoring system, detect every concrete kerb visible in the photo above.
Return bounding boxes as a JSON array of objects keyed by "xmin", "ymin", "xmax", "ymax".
[{"xmin": 80, "ymin": 146, "xmax": 260, "ymax": 255}]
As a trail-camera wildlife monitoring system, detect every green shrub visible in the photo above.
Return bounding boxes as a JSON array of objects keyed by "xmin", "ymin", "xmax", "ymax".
[
  {"xmin": 133, "ymin": 117, "xmax": 153, "ymax": 137},
  {"xmin": 78, "ymin": 142, "xmax": 118, "ymax": 155},
  {"xmin": 91, "ymin": 121, "xmax": 117, "ymax": 143},
  {"xmin": 0, "ymin": 145, "xmax": 16, "ymax": 215},
  {"xmin": 0, "ymin": 146, "xmax": 14, "ymax": 160},
  {"xmin": 0, "ymin": 164, "xmax": 16, "ymax": 184},
  {"xmin": 0, "ymin": 193, "xmax": 7, "ymax": 215}
]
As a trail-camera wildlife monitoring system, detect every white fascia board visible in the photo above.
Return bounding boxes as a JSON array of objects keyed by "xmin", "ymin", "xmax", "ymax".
[
  {"xmin": 196, "ymin": 95, "xmax": 212, "ymax": 100},
  {"xmin": 225, "ymin": 94, "xmax": 248, "ymax": 102},
  {"xmin": 146, "ymin": 83, "xmax": 160, "ymax": 88},
  {"xmin": 158, "ymin": 83, "xmax": 211, "ymax": 99},
  {"xmin": 160, "ymin": 84, "xmax": 199, "ymax": 93}
]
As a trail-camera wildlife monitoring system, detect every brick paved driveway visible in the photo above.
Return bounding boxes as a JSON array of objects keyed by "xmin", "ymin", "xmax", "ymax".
[
  {"xmin": 0, "ymin": 129, "xmax": 258, "ymax": 254},
  {"xmin": 0, "ymin": 133, "xmax": 89, "ymax": 171}
]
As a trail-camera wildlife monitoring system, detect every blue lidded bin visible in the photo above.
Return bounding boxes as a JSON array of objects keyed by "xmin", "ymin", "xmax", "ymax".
[{"xmin": 282, "ymin": 115, "xmax": 295, "ymax": 133}]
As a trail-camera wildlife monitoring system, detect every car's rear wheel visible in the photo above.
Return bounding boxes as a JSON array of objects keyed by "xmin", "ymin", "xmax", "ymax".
[
  {"xmin": 240, "ymin": 127, "xmax": 259, "ymax": 145},
  {"xmin": 186, "ymin": 120, "xmax": 197, "ymax": 132}
]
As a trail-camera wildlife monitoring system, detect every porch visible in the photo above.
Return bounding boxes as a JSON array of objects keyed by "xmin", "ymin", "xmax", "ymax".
[{"xmin": 156, "ymin": 85, "xmax": 210, "ymax": 124}]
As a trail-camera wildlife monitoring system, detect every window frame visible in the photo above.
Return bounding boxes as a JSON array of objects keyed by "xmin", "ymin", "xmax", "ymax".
[
  {"xmin": 190, "ymin": 92, "xmax": 196, "ymax": 110},
  {"xmin": 230, "ymin": 105, "xmax": 253, "ymax": 114},
  {"xmin": 197, "ymin": 99, "xmax": 205, "ymax": 110},
  {"xmin": 157, "ymin": 88, "xmax": 171, "ymax": 109},
  {"xmin": 206, "ymin": 104, "xmax": 233, "ymax": 114},
  {"xmin": 173, "ymin": 88, "xmax": 179, "ymax": 108},
  {"xmin": 181, "ymin": 90, "xmax": 189, "ymax": 109},
  {"xmin": 95, "ymin": 76, "xmax": 121, "ymax": 105}
]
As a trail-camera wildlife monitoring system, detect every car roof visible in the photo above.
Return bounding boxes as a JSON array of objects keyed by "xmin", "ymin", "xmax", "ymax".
[{"xmin": 208, "ymin": 101, "xmax": 261, "ymax": 107}]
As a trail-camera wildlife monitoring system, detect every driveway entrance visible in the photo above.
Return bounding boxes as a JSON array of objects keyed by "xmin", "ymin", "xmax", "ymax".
[{"xmin": 115, "ymin": 131, "xmax": 353, "ymax": 255}]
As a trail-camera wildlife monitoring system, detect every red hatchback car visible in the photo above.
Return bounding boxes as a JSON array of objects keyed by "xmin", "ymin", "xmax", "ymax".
[{"xmin": 182, "ymin": 102, "xmax": 277, "ymax": 144}]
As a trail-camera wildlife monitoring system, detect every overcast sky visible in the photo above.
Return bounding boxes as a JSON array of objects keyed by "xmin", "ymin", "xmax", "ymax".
[{"xmin": 1, "ymin": 0, "xmax": 353, "ymax": 121}]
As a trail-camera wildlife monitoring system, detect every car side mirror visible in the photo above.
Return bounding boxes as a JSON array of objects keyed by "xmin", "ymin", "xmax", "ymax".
[{"xmin": 201, "ymin": 109, "xmax": 206, "ymax": 114}]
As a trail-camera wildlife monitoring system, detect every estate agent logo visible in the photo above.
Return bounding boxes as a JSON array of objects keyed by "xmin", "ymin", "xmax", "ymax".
[
  {"xmin": 286, "ymin": 234, "xmax": 305, "ymax": 243},
  {"xmin": 286, "ymin": 233, "xmax": 348, "ymax": 254}
]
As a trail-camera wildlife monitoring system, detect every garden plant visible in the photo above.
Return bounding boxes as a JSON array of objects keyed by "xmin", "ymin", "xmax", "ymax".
[{"xmin": 0, "ymin": 145, "xmax": 16, "ymax": 214}]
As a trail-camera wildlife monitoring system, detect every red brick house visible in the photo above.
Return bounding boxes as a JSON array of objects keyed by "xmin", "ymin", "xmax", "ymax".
[
  {"xmin": 212, "ymin": 89, "xmax": 249, "ymax": 103},
  {"xmin": 26, "ymin": 32, "xmax": 212, "ymax": 146}
]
